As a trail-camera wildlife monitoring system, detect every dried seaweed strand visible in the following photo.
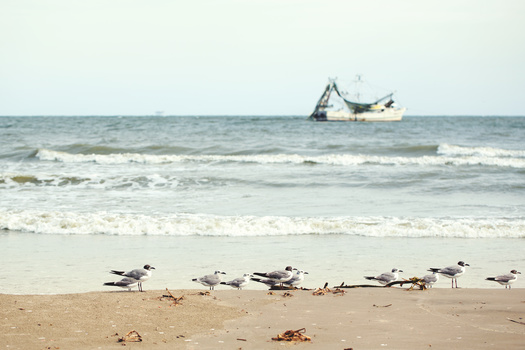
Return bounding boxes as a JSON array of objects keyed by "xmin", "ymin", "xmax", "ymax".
[
  {"xmin": 313, "ymin": 286, "xmax": 346, "ymax": 296},
  {"xmin": 272, "ymin": 328, "xmax": 311, "ymax": 342},
  {"xmin": 165, "ymin": 288, "xmax": 185, "ymax": 306},
  {"xmin": 118, "ymin": 330, "xmax": 142, "ymax": 343}
]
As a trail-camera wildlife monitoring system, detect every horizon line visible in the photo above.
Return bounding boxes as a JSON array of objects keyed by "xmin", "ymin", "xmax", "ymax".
[{"xmin": 1, "ymin": 114, "xmax": 524, "ymax": 118}]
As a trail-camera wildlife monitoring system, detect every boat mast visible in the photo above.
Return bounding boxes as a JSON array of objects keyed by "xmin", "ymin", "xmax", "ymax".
[{"xmin": 310, "ymin": 79, "xmax": 334, "ymax": 113}]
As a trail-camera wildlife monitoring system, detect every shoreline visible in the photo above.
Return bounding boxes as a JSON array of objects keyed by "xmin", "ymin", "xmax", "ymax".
[
  {"xmin": 2, "ymin": 284, "xmax": 522, "ymax": 296},
  {"xmin": 2, "ymin": 288, "xmax": 524, "ymax": 349},
  {"xmin": 3, "ymin": 233, "xmax": 525, "ymax": 295}
]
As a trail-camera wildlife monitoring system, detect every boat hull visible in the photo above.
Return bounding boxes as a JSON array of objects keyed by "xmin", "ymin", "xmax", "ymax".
[{"xmin": 310, "ymin": 108, "xmax": 405, "ymax": 122}]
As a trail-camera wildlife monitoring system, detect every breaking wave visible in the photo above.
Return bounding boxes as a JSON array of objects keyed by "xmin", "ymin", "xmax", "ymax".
[
  {"xmin": 35, "ymin": 148, "xmax": 525, "ymax": 168},
  {"xmin": 1, "ymin": 209, "xmax": 523, "ymax": 238},
  {"xmin": 438, "ymin": 143, "xmax": 525, "ymax": 158}
]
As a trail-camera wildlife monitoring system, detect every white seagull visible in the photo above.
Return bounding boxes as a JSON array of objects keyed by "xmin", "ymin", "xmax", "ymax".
[
  {"xmin": 192, "ymin": 270, "xmax": 226, "ymax": 290},
  {"xmin": 428, "ymin": 261, "xmax": 469, "ymax": 288},
  {"xmin": 253, "ymin": 266, "xmax": 294, "ymax": 287},
  {"xmin": 110, "ymin": 264, "xmax": 155, "ymax": 292},
  {"xmin": 103, "ymin": 277, "xmax": 138, "ymax": 292},
  {"xmin": 364, "ymin": 268, "xmax": 403, "ymax": 286},
  {"xmin": 284, "ymin": 269, "xmax": 309, "ymax": 287},
  {"xmin": 486, "ymin": 270, "xmax": 521, "ymax": 289},
  {"xmin": 421, "ymin": 271, "xmax": 439, "ymax": 288},
  {"xmin": 220, "ymin": 273, "xmax": 253, "ymax": 290}
]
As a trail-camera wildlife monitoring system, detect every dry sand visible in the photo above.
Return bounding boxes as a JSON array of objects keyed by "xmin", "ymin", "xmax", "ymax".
[{"xmin": 1, "ymin": 287, "xmax": 524, "ymax": 349}]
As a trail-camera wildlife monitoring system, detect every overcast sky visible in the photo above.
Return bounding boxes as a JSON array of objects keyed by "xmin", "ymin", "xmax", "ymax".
[{"xmin": 1, "ymin": 0, "xmax": 524, "ymax": 116}]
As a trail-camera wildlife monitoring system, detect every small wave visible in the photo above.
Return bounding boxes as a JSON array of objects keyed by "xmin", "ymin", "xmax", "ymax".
[
  {"xmin": 438, "ymin": 143, "xmax": 525, "ymax": 158},
  {"xmin": 1, "ymin": 210, "xmax": 523, "ymax": 238},
  {"xmin": 386, "ymin": 144, "xmax": 439, "ymax": 156},
  {"xmin": 63, "ymin": 143, "xmax": 196, "ymax": 155},
  {"xmin": 35, "ymin": 148, "xmax": 525, "ymax": 168},
  {"xmin": 0, "ymin": 172, "xmax": 184, "ymax": 189}
]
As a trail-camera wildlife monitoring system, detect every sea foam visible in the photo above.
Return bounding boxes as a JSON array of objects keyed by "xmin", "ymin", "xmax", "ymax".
[
  {"xmin": 35, "ymin": 148, "xmax": 525, "ymax": 168},
  {"xmin": 438, "ymin": 143, "xmax": 525, "ymax": 158},
  {"xmin": 1, "ymin": 209, "xmax": 523, "ymax": 238}
]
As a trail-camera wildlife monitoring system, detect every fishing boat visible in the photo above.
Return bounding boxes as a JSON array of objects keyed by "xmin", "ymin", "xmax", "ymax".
[{"xmin": 309, "ymin": 76, "xmax": 406, "ymax": 122}]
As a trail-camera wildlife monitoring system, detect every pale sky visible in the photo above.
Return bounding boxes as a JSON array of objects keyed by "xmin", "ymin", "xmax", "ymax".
[{"xmin": 1, "ymin": 0, "xmax": 524, "ymax": 116}]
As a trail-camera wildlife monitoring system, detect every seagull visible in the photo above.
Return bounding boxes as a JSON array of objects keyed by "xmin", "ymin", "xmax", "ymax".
[
  {"xmin": 192, "ymin": 271, "xmax": 226, "ymax": 290},
  {"xmin": 284, "ymin": 269, "xmax": 308, "ymax": 287},
  {"xmin": 428, "ymin": 261, "xmax": 469, "ymax": 288},
  {"xmin": 486, "ymin": 270, "xmax": 521, "ymax": 289},
  {"xmin": 364, "ymin": 268, "xmax": 403, "ymax": 285},
  {"xmin": 110, "ymin": 264, "xmax": 155, "ymax": 292},
  {"xmin": 220, "ymin": 273, "xmax": 253, "ymax": 290},
  {"xmin": 253, "ymin": 266, "xmax": 294, "ymax": 287},
  {"xmin": 250, "ymin": 277, "xmax": 281, "ymax": 288},
  {"xmin": 103, "ymin": 277, "xmax": 138, "ymax": 292},
  {"xmin": 420, "ymin": 271, "xmax": 439, "ymax": 288}
]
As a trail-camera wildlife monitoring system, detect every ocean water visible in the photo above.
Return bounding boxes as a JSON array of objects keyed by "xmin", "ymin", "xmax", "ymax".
[{"xmin": 1, "ymin": 116, "xmax": 524, "ymax": 294}]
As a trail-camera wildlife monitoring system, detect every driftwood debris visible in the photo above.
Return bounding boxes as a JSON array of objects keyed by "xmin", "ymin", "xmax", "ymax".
[
  {"xmin": 405, "ymin": 277, "xmax": 427, "ymax": 290},
  {"xmin": 373, "ymin": 304, "xmax": 393, "ymax": 308},
  {"xmin": 313, "ymin": 284, "xmax": 346, "ymax": 296},
  {"xmin": 268, "ymin": 285, "xmax": 313, "ymax": 291},
  {"xmin": 117, "ymin": 330, "xmax": 142, "ymax": 343},
  {"xmin": 507, "ymin": 318, "xmax": 525, "ymax": 326},
  {"xmin": 269, "ymin": 285, "xmax": 295, "ymax": 291},
  {"xmin": 336, "ymin": 277, "xmax": 427, "ymax": 290},
  {"xmin": 158, "ymin": 288, "xmax": 185, "ymax": 306},
  {"xmin": 272, "ymin": 328, "xmax": 311, "ymax": 342},
  {"xmin": 166, "ymin": 288, "xmax": 185, "ymax": 306}
]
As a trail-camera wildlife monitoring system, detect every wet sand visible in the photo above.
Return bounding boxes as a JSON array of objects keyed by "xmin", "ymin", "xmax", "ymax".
[{"xmin": 1, "ymin": 287, "xmax": 524, "ymax": 349}]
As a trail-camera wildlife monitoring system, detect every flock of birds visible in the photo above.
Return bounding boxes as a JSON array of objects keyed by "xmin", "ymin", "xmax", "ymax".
[{"xmin": 103, "ymin": 261, "xmax": 521, "ymax": 292}]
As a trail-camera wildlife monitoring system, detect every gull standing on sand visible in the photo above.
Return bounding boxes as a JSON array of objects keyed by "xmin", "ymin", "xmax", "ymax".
[
  {"xmin": 192, "ymin": 271, "xmax": 226, "ymax": 290},
  {"xmin": 421, "ymin": 271, "xmax": 439, "ymax": 288},
  {"xmin": 428, "ymin": 261, "xmax": 469, "ymax": 288},
  {"xmin": 284, "ymin": 269, "xmax": 309, "ymax": 287},
  {"xmin": 220, "ymin": 273, "xmax": 253, "ymax": 290},
  {"xmin": 364, "ymin": 268, "xmax": 403, "ymax": 285},
  {"xmin": 486, "ymin": 270, "xmax": 521, "ymax": 289},
  {"xmin": 103, "ymin": 277, "xmax": 138, "ymax": 292},
  {"xmin": 250, "ymin": 277, "xmax": 280, "ymax": 288},
  {"xmin": 253, "ymin": 266, "xmax": 294, "ymax": 287},
  {"xmin": 110, "ymin": 264, "xmax": 155, "ymax": 292}
]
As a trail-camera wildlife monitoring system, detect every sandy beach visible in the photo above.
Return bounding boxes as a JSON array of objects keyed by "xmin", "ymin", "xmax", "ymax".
[{"xmin": 1, "ymin": 287, "xmax": 524, "ymax": 349}]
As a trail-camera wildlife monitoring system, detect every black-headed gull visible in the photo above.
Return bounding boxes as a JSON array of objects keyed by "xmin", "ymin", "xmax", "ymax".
[
  {"xmin": 110, "ymin": 264, "xmax": 155, "ymax": 292},
  {"xmin": 486, "ymin": 270, "xmax": 521, "ymax": 289},
  {"xmin": 253, "ymin": 266, "xmax": 294, "ymax": 287},
  {"xmin": 428, "ymin": 261, "xmax": 469, "ymax": 288}
]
